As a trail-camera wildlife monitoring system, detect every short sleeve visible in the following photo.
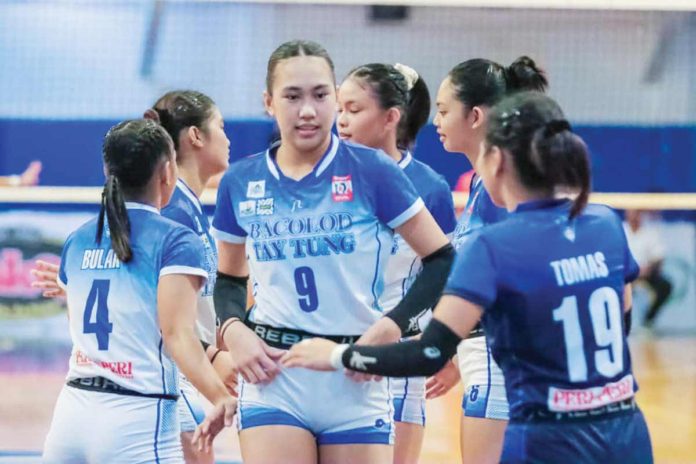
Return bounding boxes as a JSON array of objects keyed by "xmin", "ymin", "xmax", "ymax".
[
  {"xmin": 160, "ymin": 227, "xmax": 208, "ymax": 282},
  {"xmin": 371, "ymin": 151, "xmax": 424, "ymax": 228},
  {"xmin": 57, "ymin": 233, "xmax": 74, "ymax": 290},
  {"xmin": 425, "ymin": 179, "xmax": 457, "ymax": 236},
  {"xmin": 443, "ymin": 233, "xmax": 497, "ymax": 308},
  {"xmin": 211, "ymin": 171, "xmax": 247, "ymax": 244}
]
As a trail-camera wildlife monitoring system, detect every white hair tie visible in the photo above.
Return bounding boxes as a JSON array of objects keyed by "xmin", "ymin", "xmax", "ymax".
[{"xmin": 394, "ymin": 63, "xmax": 419, "ymax": 91}]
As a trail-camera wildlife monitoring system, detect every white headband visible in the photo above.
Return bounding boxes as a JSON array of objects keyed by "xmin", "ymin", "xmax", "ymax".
[{"xmin": 394, "ymin": 63, "xmax": 419, "ymax": 91}]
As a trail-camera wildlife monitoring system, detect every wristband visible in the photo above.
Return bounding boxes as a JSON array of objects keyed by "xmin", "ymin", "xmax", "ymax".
[{"xmin": 330, "ymin": 344, "xmax": 350, "ymax": 370}]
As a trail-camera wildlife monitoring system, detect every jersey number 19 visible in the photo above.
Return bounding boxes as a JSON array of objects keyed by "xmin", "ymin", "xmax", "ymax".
[{"xmin": 553, "ymin": 286, "xmax": 624, "ymax": 383}]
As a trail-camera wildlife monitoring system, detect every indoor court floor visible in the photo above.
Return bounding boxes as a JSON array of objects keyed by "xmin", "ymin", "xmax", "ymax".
[{"xmin": 0, "ymin": 334, "xmax": 694, "ymax": 463}]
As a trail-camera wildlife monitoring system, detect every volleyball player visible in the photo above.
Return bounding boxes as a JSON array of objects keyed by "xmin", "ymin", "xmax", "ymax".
[
  {"xmin": 34, "ymin": 90, "xmax": 237, "ymax": 464},
  {"xmin": 42, "ymin": 119, "xmax": 236, "ymax": 463},
  {"xmin": 144, "ymin": 90, "xmax": 235, "ymax": 464},
  {"xmin": 336, "ymin": 62, "xmax": 456, "ymax": 464},
  {"xmin": 427, "ymin": 57, "xmax": 548, "ymax": 462},
  {"xmin": 283, "ymin": 91, "xmax": 654, "ymax": 464},
  {"xmin": 211, "ymin": 40, "xmax": 453, "ymax": 463}
]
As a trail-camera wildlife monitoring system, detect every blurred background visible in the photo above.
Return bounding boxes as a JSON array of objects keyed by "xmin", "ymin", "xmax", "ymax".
[{"xmin": 1, "ymin": 0, "xmax": 695, "ymax": 462}]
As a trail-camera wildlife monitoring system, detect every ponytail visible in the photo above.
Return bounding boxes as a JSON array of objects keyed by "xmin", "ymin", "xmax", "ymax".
[
  {"xmin": 506, "ymin": 56, "xmax": 548, "ymax": 93},
  {"xmin": 96, "ymin": 175, "xmax": 132, "ymax": 262},
  {"xmin": 487, "ymin": 92, "xmax": 591, "ymax": 219},
  {"xmin": 529, "ymin": 120, "xmax": 590, "ymax": 218},
  {"xmin": 400, "ymin": 75, "xmax": 430, "ymax": 148}
]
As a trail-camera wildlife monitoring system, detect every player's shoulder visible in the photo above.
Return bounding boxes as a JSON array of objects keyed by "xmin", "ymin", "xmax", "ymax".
[
  {"xmin": 162, "ymin": 190, "xmax": 197, "ymax": 229},
  {"xmin": 66, "ymin": 216, "xmax": 100, "ymax": 247},
  {"xmin": 338, "ymin": 139, "xmax": 395, "ymax": 168},
  {"xmin": 221, "ymin": 151, "xmax": 268, "ymax": 185},
  {"xmin": 407, "ymin": 158, "xmax": 450, "ymax": 194}
]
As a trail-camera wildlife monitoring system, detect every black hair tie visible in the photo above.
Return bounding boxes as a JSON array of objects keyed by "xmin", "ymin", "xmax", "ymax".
[{"xmin": 543, "ymin": 119, "xmax": 571, "ymax": 137}]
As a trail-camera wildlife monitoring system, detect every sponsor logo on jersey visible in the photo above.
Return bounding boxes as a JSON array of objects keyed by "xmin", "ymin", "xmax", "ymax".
[
  {"xmin": 548, "ymin": 373, "xmax": 634, "ymax": 412},
  {"xmin": 256, "ymin": 198, "xmax": 274, "ymax": 216},
  {"xmin": 75, "ymin": 350, "xmax": 134, "ymax": 379},
  {"xmin": 239, "ymin": 200, "xmax": 256, "ymax": 217},
  {"xmin": 331, "ymin": 175, "xmax": 353, "ymax": 202},
  {"xmin": 247, "ymin": 180, "xmax": 266, "ymax": 198}
]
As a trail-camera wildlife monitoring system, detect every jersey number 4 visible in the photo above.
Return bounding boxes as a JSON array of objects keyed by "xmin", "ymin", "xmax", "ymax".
[
  {"xmin": 83, "ymin": 279, "xmax": 113, "ymax": 350},
  {"xmin": 553, "ymin": 286, "xmax": 624, "ymax": 383}
]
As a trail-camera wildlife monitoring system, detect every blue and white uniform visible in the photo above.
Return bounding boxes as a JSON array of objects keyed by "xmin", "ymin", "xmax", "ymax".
[
  {"xmin": 43, "ymin": 203, "xmax": 208, "ymax": 464},
  {"xmin": 445, "ymin": 199, "xmax": 652, "ymax": 463},
  {"xmin": 383, "ymin": 152, "xmax": 456, "ymax": 426},
  {"xmin": 212, "ymin": 135, "xmax": 423, "ymax": 444},
  {"xmin": 453, "ymin": 176, "xmax": 511, "ymax": 420},
  {"xmin": 163, "ymin": 179, "xmax": 218, "ymax": 433}
]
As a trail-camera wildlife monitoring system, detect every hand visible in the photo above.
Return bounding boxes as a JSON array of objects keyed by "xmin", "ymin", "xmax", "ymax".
[
  {"xmin": 281, "ymin": 338, "xmax": 338, "ymax": 371},
  {"xmin": 211, "ymin": 350, "xmax": 238, "ymax": 396},
  {"xmin": 426, "ymin": 359, "xmax": 460, "ymax": 399},
  {"xmin": 30, "ymin": 260, "xmax": 65, "ymax": 299},
  {"xmin": 346, "ymin": 317, "xmax": 401, "ymax": 383},
  {"xmin": 191, "ymin": 395, "xmax": 236, "ymax": 454},
  {"xmin": 223, "ymin": 322, "xmax": 285, "ymax": 384},
  {"xmin": 20, "ymin": 161, "xmax": 42, "ymax": 186}
]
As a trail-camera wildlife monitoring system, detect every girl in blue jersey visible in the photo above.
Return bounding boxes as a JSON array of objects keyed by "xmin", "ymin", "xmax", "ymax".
[
  {"xmin": 336, "ymin": 62, "xmax": 456, "ymax": 464},
  {"xmin": 144, "ymin": 90, "xmax": 235, "ymax": 464},
  {"xmin": 284, "ymin": 91, "xmax": 653, "ymax": 464},
  {"xmin": 35, "ymin": 90, "xmax": 236, "ymax": 464},
  {"xmin": 42, "ymin": 119, "xmax": 236, "ymax": 463},
  {"xmin": 429, "ymin": 57, "xmax": 549, "ymax": 463},
  {"xmin": 211, "ymin": 40, "xmax": 453, "ymax": 463}
]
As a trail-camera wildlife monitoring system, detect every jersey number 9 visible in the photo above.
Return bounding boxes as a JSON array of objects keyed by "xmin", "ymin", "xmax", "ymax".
[
  {"xmin": 553, "ymin": 286, "xmax": 624, "ymax": 383},
  {"xmin": 294, "ymin": 266, "xmax": 319, "ymax": 312},
  {"xmin": 83, "ymin": 279, "xmax": 113, "ymax": 350}
]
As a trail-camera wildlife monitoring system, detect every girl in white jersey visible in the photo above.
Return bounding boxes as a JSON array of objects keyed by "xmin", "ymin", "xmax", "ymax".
[
  {"xmin": 42, "ymin": 119, "xmax": 235, "ymax": 463},
  {"xmin": 210, "ymin": 40, "xmax": 453, "ymax": 463},
  {"xmin": 429, "ymin": 57, "xmax": 548, "ymax": 462},
  {"xmin": 35, "ymin": 90, "xmax": 237, "ymax": 464},
  {"xmin": 337, "ymin": 62, "xmax": 456, "ymax": 464}
]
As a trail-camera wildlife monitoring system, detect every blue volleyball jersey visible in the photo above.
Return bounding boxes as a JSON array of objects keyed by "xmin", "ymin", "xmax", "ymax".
[
  {"xmin": 58, "ymin": 203, "xmax": 208, "ymax": 396},
  {"xmin": 452, "ymin": 176, "xmax": 509, "ymax": 250},
  {"xmin": 212, "ymin": 135, "xmax": 424, "ymax": 335},
  {"xmin": 381, "ymin": 151, "xmax": 456, "ymax": 314},
  {"xmin": 162, "ymin": 179, "xmax": 218, "ymax": 344},
  {"xmin": 444, "ymin": 199, "xmax": 640, "ymax": 419}
]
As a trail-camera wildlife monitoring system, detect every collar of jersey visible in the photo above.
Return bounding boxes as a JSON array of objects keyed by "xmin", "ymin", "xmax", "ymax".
[
  {"xmin": 125, "ymin": 201, "xmax": 160, "ymax": 215},
  {"xmin": 397, "ymin": 150, "xmax": 413, "ymax": 170},
  {"xmin": 265, "ymin": 134, "xmax": 339, "ymax": 182},
  {"xmin": 176, "ymin": 178, "xmax": 202, "ymax": 214},
  {"xmin": 514, "ymin": 198, "xmax": 570, "ymax": 213}
]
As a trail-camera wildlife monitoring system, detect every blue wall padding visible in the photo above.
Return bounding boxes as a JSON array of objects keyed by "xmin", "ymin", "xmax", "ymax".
[{"xmin": 1, "ymin": 119, "xmax": 694, "ymax": 192}]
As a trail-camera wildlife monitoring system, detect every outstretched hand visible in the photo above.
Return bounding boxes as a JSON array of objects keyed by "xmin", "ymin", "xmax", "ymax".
[
  {"xmin": 30, "ymin": 260, "xmax": 65, "ymax": 299},
  {"xmin": 281, "ymin": 338, "xmax": 338, "ymax": 371},
  {"xmin": 191, "ymin": 396, "xmax": 237, "ymax": 454}
]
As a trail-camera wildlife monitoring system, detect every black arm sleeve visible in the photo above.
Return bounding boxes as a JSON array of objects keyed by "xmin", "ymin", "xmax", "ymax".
[
  {"xmin": 341, "ymin": 318, "xmax": 462, "ymax": 377},
  {"xmin": 385, "ymin": 243, "xmax": 455, "ymax": 336},
  {"xmin": 213, "ymin": 272, "xmax": 248, "ymax": 325}
]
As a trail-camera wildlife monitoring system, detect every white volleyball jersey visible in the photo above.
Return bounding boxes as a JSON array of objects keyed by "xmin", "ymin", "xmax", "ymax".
[
  {"xmin": 380, "ymin": 152, "xmax": 456, "ymax": 315},
  {"xmin": 58, "ymin": 203, "xmax": 208, "ymax": 396},
  {"xmin": 212, "ymin": 135, "xmax": 424, "ymax": 335},
  {"xmin": 163, "ymin": 179, "xmax": 218, "ymax": 345}
]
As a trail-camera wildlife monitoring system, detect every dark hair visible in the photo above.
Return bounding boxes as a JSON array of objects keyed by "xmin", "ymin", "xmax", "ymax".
[
  {"xmin": 97, "ymin": 119, "xmax": 175, "ymax": 262},
  {"xmin": 449, "ymin": 56, "xmax": 548, "ymax": 110},
  {"xmin": 486, "ymin": 91, "xmax": 590, "ymax": 218},
  {"xmin": 266, "ymin": 40, "xmax": 335, "ymax": 93},
  {"xmin": 346, "ymin": 63, "xmax": 430, "ymax": 148},
  {"xmin": 143, "ymin": 90, "xmax": 215, "ymax": 151}
]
